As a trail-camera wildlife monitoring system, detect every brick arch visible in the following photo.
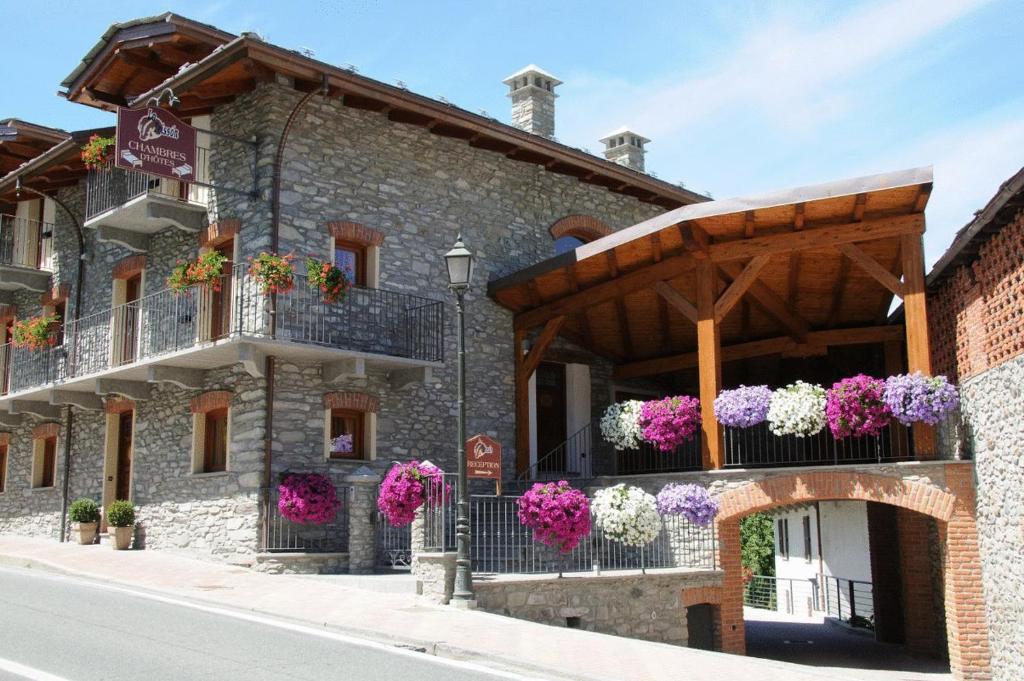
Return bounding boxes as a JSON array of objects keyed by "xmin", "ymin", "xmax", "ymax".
[
  {"xmin": 326, "ymin": 221, "xmax": 385, "ymax": 247},
  {"xmin": 32, "ymin": 422, "xmax": 61, "ymax": 440},
  {"xmin": 190, "ymin": 390, "xmax": 233, "ymax": 414},
  {"xmin": 548, "ymin": 215, "xmax": 614, "ymax": 242},
  {"xmin": 323, "ymin": 391, "xmax": 379, "ymax": 413},
  {"xmin": 715, "ymin": 471, "xmax": 958, "ymax": 523}
]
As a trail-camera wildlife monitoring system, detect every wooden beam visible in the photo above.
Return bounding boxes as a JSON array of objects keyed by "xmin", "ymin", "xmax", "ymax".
[
  {"xmin": 714, "ymin": 255, "xmax": 771, "ymax": 322},
  {"xmin": 116, "ymin": 49, "xmax": 178, "ymax": 76},
  {"xmin": 707, "ymin": 214, "xmax": 923, "ymax": 263},
  {"xmin": 900, "ymin": 232, "xmax": 935, "ymax": 458},
  {"xmin": 655, "ymin": 281, "xmax": 698, "ymax": 324},
  {"xmin": 793, "ymin": 203, "xmax": 806, "ymax": 230},
  {"xmin": 837, "ymin": 242, "xmax": 905, "ymax": 297},
  {"xmin": 826, "ymin": 257, "xmax": 851, "ymax": 328},
  {"xmin": 743, "ymin": 211, "xmax": 756, "ymax": 237},
  {"xmin": 717, "ymin": 262, "xmax": 810, "ymax": 341},
  {"xmin": 696, "ymin": 259, "xmax": 723, "ymax": 470},
  {"xmin": 523, "ymin": 316, "xmax": 566, "ymax": 378},
  {"xmin": 679, "ymin": 222, "xmax": 709, "ymax": 258},
  {"xmin": 614, "ymin": 325, "xmax": 905, "ymax": 379}
]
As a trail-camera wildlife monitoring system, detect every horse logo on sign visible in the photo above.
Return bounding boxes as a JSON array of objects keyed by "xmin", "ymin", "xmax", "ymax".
[{"xmin": 465, "ymin": 434, "xmax": 502, "ymax": 480}]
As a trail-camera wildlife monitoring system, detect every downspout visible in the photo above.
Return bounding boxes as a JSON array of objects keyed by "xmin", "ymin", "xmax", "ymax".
[
  {"xmin": 17, "ymin": 178, "xmax": 86, "ymax": 543},
  {"xmin": 260, "ymin": 74, "xmax": 330, "ymax": 536}
]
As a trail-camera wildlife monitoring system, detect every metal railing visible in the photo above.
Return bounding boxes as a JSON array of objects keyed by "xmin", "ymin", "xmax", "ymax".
[
  {"xmin": 85, "ymin": 146, "xmax": 212, "ymax": 221},
  {"xmin": 375, "ymin": 514, "xmax": 412, "ymax": 569},
  {"xmin": 822, "ymin": 575, "xmax": 874, "ymax": 623},
  {"xmin": 744, "ymin": 574, "xmax": 874, "ymax": 624},
  {"xmin": 724, "ymin": 421, "xmax": 914, "ymax": 468},
  {"xmin": 0, "ymin": 214, "xmax": 53, "ymax": 270},
  {"xmin": 0, "ymin": 269, "xmax": 444, "ymax": 395},
  {"xmin": 259, "ymin": 485, "xmax": 351, "ymax": 553}
]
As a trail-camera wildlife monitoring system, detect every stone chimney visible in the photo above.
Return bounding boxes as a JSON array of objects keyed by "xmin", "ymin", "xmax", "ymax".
[
  {"xmin": 503, "ymin": 65, "xmax": 561, "ymax": 139},
  {"xmin": 599, "ymin": 128, "xmax": 650, "ymax": 172}
]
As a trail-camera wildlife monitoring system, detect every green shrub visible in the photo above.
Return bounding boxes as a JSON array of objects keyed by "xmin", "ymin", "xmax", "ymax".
[
  {"xmin": 106, "ymin": 500, "xmax": 135, "ymax": 528},
  {"xmin": 69, "ymin": 498, "xmax": 100, "ymax": 524}
]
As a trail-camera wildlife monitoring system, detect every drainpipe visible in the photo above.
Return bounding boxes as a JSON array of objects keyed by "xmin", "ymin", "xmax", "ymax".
[
  {"xmin": 260, "ymin": 74, "xmax": 330, "ymax": 539},
  {"xmin": 16, "ymin": 178, "xmax": 86, "ymax": 543}
]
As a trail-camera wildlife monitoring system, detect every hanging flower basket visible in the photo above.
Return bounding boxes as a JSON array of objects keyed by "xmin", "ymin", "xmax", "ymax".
[
  {"xmin": 599, "ymin": 400, "xmax": 645, "ymax": 451},
  {"xmin": 376, "ymin": 460, "xmax": 449, "ymax": 527},
  {"xmin": 639, "ymin": 396, "xmax": 701, "ymax": 452},
  {"xmin": 767, "ymin": 381, "xmax": 827, "ymax": 437},
  {"xmin": 305, "ymin": 257, "xmax": 351, "ymax": 304},
  {"xmin": 883, "ymin": 372, "xmax": 959, "ymax": 426},
  {"xmin": 249, "ymin": 252, "xmax": 295, "ymax": 295},
  {"xmin": 277, "ymin": 473, "xmax": 341, "ymax": 525},
  {"xmin": 81, "ymin": 134, "xmax": 114, "ymax": 170},
  {"xmin": 516, "ymin": 480, "xmax": 591, "ymax": 553},
  {"xmin": 714, "ymin": 385, "xmax": 772, "ymax": 428},
  {"xmin": 826, "ymin": 374, "xmax": 891, "ymax": 438},
  {"xmin": 591, "ymin": 484, "xmax": 662, "ymax": 547},
  {"xmin": 655, "ymin": 483, "xmax": 719, "ymax": 526},
  {"xmin": 12, "ymin": 314, "xmax": 60, "ymax": 351},
  {"xmin": 167, "ymin": 250, "xmax": 228, "ymax": 295}
]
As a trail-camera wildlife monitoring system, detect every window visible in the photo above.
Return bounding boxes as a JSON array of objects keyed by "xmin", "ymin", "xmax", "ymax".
[
  {"xmin": 554, "ymin": 235, "xmax": 585, "ymax": 255},
  {"xmin": 334, "ymin": 239, "xmax": 367, "ymax": 286},
  {"xmin": 777, "ymin": 518, "xmax": 790, "ymax": 560},
  {"xmin": 329, "ymin": 409, "xmax": 365, "ymax": 459},
  {"xmin": 33, "ymin": 436, "xmax": 56, "ymax": 488},
  {"xmin": 802, "ymin": 515, "xmax": 812, "ymax": 562},
  {"xmin": 52, "ymin": 301, "xmax": 66, "ymax": 347},
  {"xmin": 0, "ymin": 443, "xmax": 7, "ymax": 493},
  {"xmin": 203, "ymin": 408, "xmax": 229, "ymax": 473}
]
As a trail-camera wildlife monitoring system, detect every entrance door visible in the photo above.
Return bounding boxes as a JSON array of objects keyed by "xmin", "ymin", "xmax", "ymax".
[
  {"xmin": 209, "ymin": 240, "xmax": 233, "ymax": 340},
  {"xmin": 120, "ymin": 274, "xmax": 141, "ymax": 364},
  {"xmin": 535, "ymin": 362, "xmax": 567, "ymax": 473},
  {"xmin": 115, "ymin": 410, "xmax": 133, "ymax": 501}
]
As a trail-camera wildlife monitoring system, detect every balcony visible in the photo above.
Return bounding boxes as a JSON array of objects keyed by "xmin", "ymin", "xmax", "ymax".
[
  {"xmin": 0, "ymin": 270, "xmax": 444, "ymax": 404},
  {"xmin": 0, "ymin": 214, "xmax": 53, "ymax": 292}
]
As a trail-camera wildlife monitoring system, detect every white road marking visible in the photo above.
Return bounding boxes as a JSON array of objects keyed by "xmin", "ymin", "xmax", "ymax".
[
  {"xmin": 0, "ymin": 566, "xmax": 551, "ymax": 681},
  {"xmin": 0, "ymin": 657, "xmax": 75, "ymax": 681}
]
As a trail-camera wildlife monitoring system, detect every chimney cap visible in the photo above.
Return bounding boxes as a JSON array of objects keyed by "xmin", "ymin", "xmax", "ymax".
[
  {"xmin": 600, "ymin": 127, "xmax": 651, "ymax": 146},
  {"xmin": 503, "ymin": 64, "xmax": 562, "ymax": 87}
]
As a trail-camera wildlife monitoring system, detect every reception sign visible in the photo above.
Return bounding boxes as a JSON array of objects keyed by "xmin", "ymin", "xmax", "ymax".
[
  {"xmin": 115, "ymin": 107, "xmax": 197, "ymax": 182},
  {"xmin": 466, "ymin": 434, "xmax": 502, "ymax": 480}
]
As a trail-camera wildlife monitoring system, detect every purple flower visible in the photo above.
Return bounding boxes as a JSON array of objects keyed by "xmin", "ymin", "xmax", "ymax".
[
  {"xmin": 517, "ymin": 481, "xmax": 591, "ymax": 552},
  {"xmin": 656, "ymin": 483, "xmax": 719, "ymax": 526},
  {"xmin": 377, "ymin": 461, "xmax": 451, "ymax": 527},
  {"xmin": 278, "ymin": 473, "xmax": 341, "ymax": 525},
  {"xmin": 639, "ymin": 396, "xmax": 701, "ymax": 452},
  {"xmin": 714, "ymin": 385, "xmax": 772, "ymax": 428},
  {"xmin": 883, "ymin": 373, "xmax": 959, "ymax": 426},
  {"xmin": 826, "ymin": 374, "xmax": 891, "ymax": 438}
]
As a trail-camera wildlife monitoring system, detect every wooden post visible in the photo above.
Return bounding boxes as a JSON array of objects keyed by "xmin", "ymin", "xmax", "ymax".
[
  {"xmin": 513, "ymin": 328, "xmax": 530, "ymax": 475},
  {"xmin": 900, "ymin": 233, "xmax": 936, "ymax": 458},
  {"xmin": 696, "ymin": 259, "xmax": 723, "ymax": 469}
]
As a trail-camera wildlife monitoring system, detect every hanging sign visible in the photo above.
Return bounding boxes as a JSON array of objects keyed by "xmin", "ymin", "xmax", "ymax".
[
  {"xmin": 115, "ymin": 107, "xmax": 197, "ymax": 182},
  {"xmin": 466, "ymin": 433, "xmax": 502, "ymax": 480}
]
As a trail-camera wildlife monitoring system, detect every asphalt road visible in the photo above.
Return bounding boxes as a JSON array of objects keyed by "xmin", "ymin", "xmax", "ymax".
[{"xmin": 0, "ymin": 566, "xmax": 545, "ymax": 681}]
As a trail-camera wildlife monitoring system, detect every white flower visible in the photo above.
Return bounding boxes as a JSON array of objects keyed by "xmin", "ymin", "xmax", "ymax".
[
  {"xmin": 599, "ymin": 401, "xmax": 645, "ymax": 450},
  {"xmin": 767, "ymin": 381, "xmax": 827, "ymax": 437},
  {"xmin": 591, "ymin": 484, "xmax": 662, "ymax": 547}
]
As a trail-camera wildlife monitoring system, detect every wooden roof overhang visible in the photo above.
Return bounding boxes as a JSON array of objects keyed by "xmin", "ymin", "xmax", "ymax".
[
  {"xmin": 61, "ymin": 15, "xmax": 706, "ymax": 210},
  {"xmin": 0, "ymin": 127, "xmax": 113, "ymax": 205},
  {"xmin": 490, "ymin": 167, "xmax": 934, "ymax": 380},
  {"xmin": 0, "ymin": 120, "xmax": 69, "ymax": 178}
]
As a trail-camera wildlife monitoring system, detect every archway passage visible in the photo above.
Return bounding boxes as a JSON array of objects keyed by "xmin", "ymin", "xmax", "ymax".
[{"xmin": 714, "ymin": 465, "xmax": 991, "ymax": 681}]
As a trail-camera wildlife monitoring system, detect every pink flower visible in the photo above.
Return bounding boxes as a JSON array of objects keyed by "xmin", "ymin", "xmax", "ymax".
[
  {"xmin": 377, "ymin": 461, "xmax": 450, "ymax": 527},
  {"xmin": 517, "ymin": 481, "xmax": 591, "ymax": 553},
  {"xmin": 825, "ymin": 374, "xmax": 891, "ymax": 438},
  {"xmin": 278, "ymin": 473, "xmax": 341, "ymax": 525},
  {"xmin": 639, "ymin": 396, "xmax": 701, "ymax": 452}
]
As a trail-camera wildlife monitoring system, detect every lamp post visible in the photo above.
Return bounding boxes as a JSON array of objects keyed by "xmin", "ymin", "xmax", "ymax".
[{"xmin": 445, "ymin": 234, "xmax": 475, "ymax": 604}]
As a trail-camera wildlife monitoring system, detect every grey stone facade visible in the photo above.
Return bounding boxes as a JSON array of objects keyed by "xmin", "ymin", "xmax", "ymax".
[{"xmin": 961, "ymin": 354, "xmax": 1024, "ymax": 681}]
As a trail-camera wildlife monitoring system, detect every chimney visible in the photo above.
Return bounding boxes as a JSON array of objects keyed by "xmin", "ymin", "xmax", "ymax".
[
  {"xmin": 503, "ymin": 65, "xmax": 561, "ymax": 139},
  {"xmin": 599, "ymin": 128, "xmax": 650, "ymax": 173}
]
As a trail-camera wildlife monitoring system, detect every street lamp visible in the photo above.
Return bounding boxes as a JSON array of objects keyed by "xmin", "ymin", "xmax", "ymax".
[{"xmin": 445, "ymin": 234, "xmax": 475, "ymax": 604}]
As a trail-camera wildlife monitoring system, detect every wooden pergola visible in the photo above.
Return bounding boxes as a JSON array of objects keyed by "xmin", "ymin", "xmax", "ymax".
[{"xmin": 489, "ymin": 168, "xmax": 936, "ymax": 473}]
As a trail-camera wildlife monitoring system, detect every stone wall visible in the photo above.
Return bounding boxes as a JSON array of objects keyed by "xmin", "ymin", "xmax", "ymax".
[{"xmin": 474, "ymin": 569, "xmax": 723, "ymax": 646}]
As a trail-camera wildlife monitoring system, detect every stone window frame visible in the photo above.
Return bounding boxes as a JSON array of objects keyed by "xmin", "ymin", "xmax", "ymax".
[
  {"xmin": 30, "ymin": 422, "xmax": 60, "ymax": 490},
  {"xmin": 190, "ymin": 391, "xmax": 233, "ymax": 475},
  {"xmin": 0, "ymin": 432, "xmax": 9, "ymax": 494},
  {"xmin": 325, "ymin": 222, "xmax": 384, "ymax": 289},
  {"xmin": 322, "ymin": 392, "xmax": 378, "ymax": 462}
]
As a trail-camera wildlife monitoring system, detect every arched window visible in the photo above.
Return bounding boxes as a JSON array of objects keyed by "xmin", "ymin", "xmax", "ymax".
[
  {"xmin": 548, "ymin": 215, "xmax": 614, "ymax": 256},
  {"xmin": 554, "ymin": 235, "xmax": 586, "ymax": 255}
]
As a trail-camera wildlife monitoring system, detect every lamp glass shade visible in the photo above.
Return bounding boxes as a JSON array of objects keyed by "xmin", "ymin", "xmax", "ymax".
[{"xmin": 444, "ymin": 236, "xmax": 474, "ymax": 288}]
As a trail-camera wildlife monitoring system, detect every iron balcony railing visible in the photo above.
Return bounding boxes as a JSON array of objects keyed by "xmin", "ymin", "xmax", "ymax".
[
  {"xmin": 0, "ymin": 269, "xmax": 444, "ymax": 395},
  {"xmin": 259, "ymin": 485, "xmax": 351, "ymax": 554},
  {"xmin": 744, "ymin": 574, "xmax": 874, "ymax": 625},
  {"xmin": 723, "ymin": 421, "xmax": 914, "ymax": 468},
  {"xmin": 0, "ymin": 214, "xmax": 53, "ymax": 270},
  {"xmin": 85, "ymin": 146, "xmax": 212, "ymax": 221}
]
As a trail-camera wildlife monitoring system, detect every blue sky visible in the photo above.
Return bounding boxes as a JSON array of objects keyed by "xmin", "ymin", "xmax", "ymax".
[{"xmin": 1, "ymin": 0, "xmax": 1021, "ymax": 266}]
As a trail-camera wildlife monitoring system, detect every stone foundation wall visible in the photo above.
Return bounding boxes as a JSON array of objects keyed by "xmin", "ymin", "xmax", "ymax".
[{"xmin": 253, "ymin": 552, "xmax": 349, "ymax": 575}]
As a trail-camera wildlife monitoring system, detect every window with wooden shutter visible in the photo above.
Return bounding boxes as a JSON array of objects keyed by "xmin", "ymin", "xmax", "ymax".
[
  {"xmin": 329, "ymin": 408, "xmax": 365, "ymax": 460},
  {"xmin": 203, "ymin": 407, "xmax": 228, "ymax": 473}
]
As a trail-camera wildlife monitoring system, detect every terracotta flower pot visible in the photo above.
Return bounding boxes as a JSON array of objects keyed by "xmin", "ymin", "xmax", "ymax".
[
  {"xmin": 110, "ymin": 526, "xmax": 133, "ymax": 550},
  {"xmin": 74, "ymin": 522, "xmax": 97, "ymax": 545}
]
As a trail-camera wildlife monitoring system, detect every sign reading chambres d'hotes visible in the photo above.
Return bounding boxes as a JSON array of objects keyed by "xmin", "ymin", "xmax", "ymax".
[
  {"xmin": 466, "ymin": 434, "xmax": 502, "ymax": 480},
  {"xmin": 115, "ymin": 107, "xmax": 197, "ymax": 182}
]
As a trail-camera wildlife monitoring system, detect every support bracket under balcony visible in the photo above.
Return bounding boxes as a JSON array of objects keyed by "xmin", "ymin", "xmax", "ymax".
[
  {"xmin": 323, "ymin": 358, "xmax": 365, "ymax": 384},
  {"xmin": 0, "ymin": 265, "xmax": 52, "ymax": 293},
  {"xmin": 97, "ymin": 225, "xmax": 150, "ymax": 253},
  {"xmin": 95, "ymin": 379, "xmax": 151, "ymax": 401},
  {"xmin": 9, "ymin": 400, "xmax": 61, "ymax": 420},
  {"xmin": 237, "ymin": 343, "xmax": 265, "ymax": 379},
  {"xmin": 50, "ymin": 390, "xmax": 104, "ymax": 411},
  {"xmin": 0, "ymin": 412, "xmax": 23, "ymax": 427},
  {"xmin": 147, "ymin": 365, "xmax": 206, "ymax": 390},
  {"xmin": 388, "ymin": 366, "xmax": 432, "ymax": 390}
]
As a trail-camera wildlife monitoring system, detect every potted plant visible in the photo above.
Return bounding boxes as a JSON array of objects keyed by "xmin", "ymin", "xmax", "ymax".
[
  {"xmin": 826, "ymin": 374, "xmax": 892, "ymax": 438},
  {"xmin": 12, "ymin": 313, "xmax": 60, "ymax": 351},
  {"xmin": 638, "ymin": 395, "xmax": 701, "ymax": 452},
  {"xmin": 249, "ymin": 252, "xmax": 295, "ymax": 295},
  {"xmin": 714, "ymin": 385, "xmax": 772, "ymax": 429},
  {"xmin": 599, "ymin": 400, "xmax": 645, "ymax": 450},
  {"xmin": 81, "ymin": 134, "xmax": 114, "ymax": 170},
  {"xmin": 106, "ymin": 500, "xmax": 135, "ymax": 550},
  {"xmin": 277, "ymin": 473, "xmax": 342, "ymax": 525},
  {"xmin": 376, "ymin": 460, "xmax": 449, "ymax": 527},
  {"xmin": 656, "ymin": 483, "xmax": 719, "ymax": 526},
  {"xmin": 517, "ymin": 481, "xmax": 591, "ymax": 553},
  {"xmin": 767, "ymin": 381, "xmax": 827, "ymax": 437},
  {"xmin": 305, "ymin": 257, "xmax": 351, "ymax": 303},
  {"xmin": 68, "ymin": 498, "xmax": 100, "ymax": 545},
  {"xmin": 167, "ymin": 250, "xmax": 228, "ymax": 296},
  {"xmin": 883, "ymin": 372, "xmax": 960, "ymax": 426}
]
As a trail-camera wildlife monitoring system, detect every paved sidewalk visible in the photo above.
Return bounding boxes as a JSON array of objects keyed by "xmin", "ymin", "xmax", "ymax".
[{"xmin": 0, "ymin": 537, "xmax": 905, "ymax": 681}]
